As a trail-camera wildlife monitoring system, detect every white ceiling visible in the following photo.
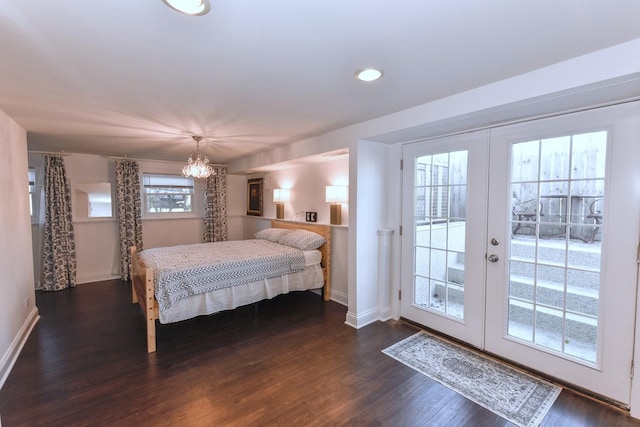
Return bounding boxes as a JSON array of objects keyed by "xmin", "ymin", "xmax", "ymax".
[{"xmin": 1, "ymin": 1, "xmax": 640, "ymax": 163}]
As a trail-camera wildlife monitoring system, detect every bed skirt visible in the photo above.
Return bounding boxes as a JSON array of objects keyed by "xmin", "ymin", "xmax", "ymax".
[{"xmin": 158, "ymin": 264, "xmax": 324, "ymax": 324}]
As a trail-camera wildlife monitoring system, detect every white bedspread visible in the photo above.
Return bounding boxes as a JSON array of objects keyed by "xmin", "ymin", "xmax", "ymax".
[{"xmin": 139, "ymin": 239, "xmax": 306, "ymax": 312}]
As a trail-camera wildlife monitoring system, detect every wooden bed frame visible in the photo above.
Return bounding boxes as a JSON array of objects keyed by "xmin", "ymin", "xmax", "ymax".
[{"xmin": 131, "ymin": 219, "xmax": 332, "ymax": 353}]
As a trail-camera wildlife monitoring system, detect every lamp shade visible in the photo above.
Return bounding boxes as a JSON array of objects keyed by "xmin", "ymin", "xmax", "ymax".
[
  {"xmin": 325, "ymin": 185, "xmax": 348, "ymax": 204},
  {"xmin": 273, "ymin": 188, "xmax": 290, "ymax": 203}
]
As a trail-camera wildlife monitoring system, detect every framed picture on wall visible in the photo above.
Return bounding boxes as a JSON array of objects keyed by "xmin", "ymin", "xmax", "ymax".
[{"xmin": 246, "ymin": 178, "xmax": 263, "ymax": 216}]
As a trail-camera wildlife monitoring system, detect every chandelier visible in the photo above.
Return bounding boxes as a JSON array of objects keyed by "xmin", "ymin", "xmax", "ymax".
[{"xmin": 182, "ymin": 136, "xmax": 215, "ymax": 179}]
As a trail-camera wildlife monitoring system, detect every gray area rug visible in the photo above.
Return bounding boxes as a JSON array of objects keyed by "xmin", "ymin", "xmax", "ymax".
[{"xmin": 383, "ymin": 331, "xmax": 561, "ymax": 427}]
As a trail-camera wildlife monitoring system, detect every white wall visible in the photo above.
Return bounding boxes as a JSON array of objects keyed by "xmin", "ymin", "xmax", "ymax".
[
  {"xmin": 226, "ymin": 174, "xmax": 247, "ymax": 241},
  {"xmin": 227, "ymin": 156, "xmax": 351, "ymax": 305},
  {"xmin": 65, "ymin": 154, "xmax": 120, "ymax": 283},
  {"xmin": 263, "ymin": 156, "xmax": 349, "ymax": 225},
  {"xmin": 0, "ymin": 108, "xmax": 38, "ymax": 389},
  {"xmin": 346, "ymin": 140, "xmax": 390, "ymax": 327}
]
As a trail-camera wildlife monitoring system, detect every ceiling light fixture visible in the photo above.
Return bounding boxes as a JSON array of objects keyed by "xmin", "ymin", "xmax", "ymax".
[
  {"xmin": 162, "ymin": 0, "xmax": 211, "ymax": 16},
  {"xmin": 182, "ymin": 136, "xmax": 215, "ymax": 179},
  {"xmin": 355, "ymin": 68, "xmax": 383, "ymax": 82}
]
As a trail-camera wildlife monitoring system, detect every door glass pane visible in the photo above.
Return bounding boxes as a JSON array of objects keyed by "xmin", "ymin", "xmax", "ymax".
[
  {"xmin": 508, "ymin": 130, "xmax": 606, "ymax": 364},
  {"xmin": 413, "ymin": 150, "xmax": 468, "ymax": 319},
  {"xmin": 508, "ymin": 299, "xmax": 533, "ymax": 341}
]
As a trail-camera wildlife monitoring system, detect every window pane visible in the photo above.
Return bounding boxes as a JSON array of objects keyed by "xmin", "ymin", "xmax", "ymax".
[
  {"xmin": 509, "ymin": 299, "xmax": 533, "ymax": 341},
  {"xmin": 143, "ymin": 174, "xmax": 194, "ymax": 188},
  {"xmin": 413, "ymin": 150, "xmax": 467, "ymax": 320},
  {"xmin": 144, "ymin": 174, "xmax": 194, "ymax": 213},
  {"xmin": 146, "ymin": 194, "xmax": 192, "ymax": 213},
  {"xmin": 571, "ymin": 131, "xmax": 607, "ymax": 180},
  {"xmin": 511, "ymin": 140, "xmax": 539, "ymax": 182},
  {"xmin": 508, "ymin": 130, "xmax": 606, "ymax": 365},
  {"xmin": 540, "ymin": 136, "xmax": 570, "ymax": 181}
]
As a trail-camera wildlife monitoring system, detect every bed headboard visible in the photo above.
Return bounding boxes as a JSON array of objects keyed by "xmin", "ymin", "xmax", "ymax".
[{"xmin": 271, "ymin": 219, "xmax": 331, "ymax": 301}]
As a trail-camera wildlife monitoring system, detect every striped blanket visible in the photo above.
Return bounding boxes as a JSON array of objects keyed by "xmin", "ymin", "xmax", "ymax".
[{"xmin": 139, "ymin": 239, "xmax": 306, "ymax": 312}]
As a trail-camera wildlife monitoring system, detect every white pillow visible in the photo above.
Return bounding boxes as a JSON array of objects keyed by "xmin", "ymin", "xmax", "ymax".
[
  {"xmin": 278, "ymin": 229, "xmax": 326, "ymax": 250},
  {"xmin": 254, "ymin": 228, "xmax": 291, "ymax": 243}
]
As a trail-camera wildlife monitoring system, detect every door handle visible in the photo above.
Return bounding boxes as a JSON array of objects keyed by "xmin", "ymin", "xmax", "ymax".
[{"xmin": 487, "ymin": 254, "xmax": 499, "ymax": 263}]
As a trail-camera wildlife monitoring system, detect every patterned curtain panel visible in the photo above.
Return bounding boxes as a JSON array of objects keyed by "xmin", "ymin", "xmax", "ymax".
[
  {"xmin": 204, "ymin": 166, "xmax": 228, "ymax": 242},
  {"xmin": 42, "ymin": 155, "xmax": 77, "ymax": 291},
  {"xmin": 115, "ymin": 160, "xmax": 143, "ymax": 281}
]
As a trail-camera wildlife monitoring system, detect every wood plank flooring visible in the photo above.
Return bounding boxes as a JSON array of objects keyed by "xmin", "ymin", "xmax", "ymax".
[{"xmin": 1, "ymin": 280, "xmax": 639, "ymax": 426}]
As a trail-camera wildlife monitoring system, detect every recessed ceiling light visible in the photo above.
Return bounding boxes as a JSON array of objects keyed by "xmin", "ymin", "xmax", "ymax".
[
  {"xmin": 355, "ymin": 68, "xmax": 383, "ymax": 82},
  {"xmin": 162, "ymin": 0, "xmax": 211, "ymax": 16}
]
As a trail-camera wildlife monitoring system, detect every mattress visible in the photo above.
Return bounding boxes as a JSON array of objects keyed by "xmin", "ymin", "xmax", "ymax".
[{"xmin": 303, "ymin": 249, "xmax": 322, "ymax": 266}]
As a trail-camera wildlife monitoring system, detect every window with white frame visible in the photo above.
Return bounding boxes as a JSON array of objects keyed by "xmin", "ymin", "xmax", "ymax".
[{"xmin": 143, "ymin": 174, "xmax": 194, "ymax": 214}]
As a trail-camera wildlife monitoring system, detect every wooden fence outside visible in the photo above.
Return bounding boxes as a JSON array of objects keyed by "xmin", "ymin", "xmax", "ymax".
[{"xmin": 415, "ymin": 132, "xmax": 606, "ymax": 242}]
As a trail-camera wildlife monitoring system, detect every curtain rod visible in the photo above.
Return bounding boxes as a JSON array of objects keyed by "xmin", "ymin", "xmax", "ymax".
[
  {"xmin": 29, "ymin": 150, "xmax": 226, "ymax": 167},
  {"xmin": 106, "ymin": 155, "xmax": 226, "ymax": 167},
  {"xmin": 28, "ymin": 150, "xmax": 71, "ymax": 156}
]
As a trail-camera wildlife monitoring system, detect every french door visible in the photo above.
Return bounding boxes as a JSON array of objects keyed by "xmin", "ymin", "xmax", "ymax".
[
  {"xmin": 400, "ymin": 102, "xmax": 640, "ymax": 405},
  {"xmin": 400, "ymin": 130, "xmax": 490, "ymax": 348}
]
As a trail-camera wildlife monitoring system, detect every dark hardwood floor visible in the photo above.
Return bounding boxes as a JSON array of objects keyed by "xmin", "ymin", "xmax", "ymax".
[{"xmin": 1, "ymin": 280, "xmax": 638, "ymax": 427}]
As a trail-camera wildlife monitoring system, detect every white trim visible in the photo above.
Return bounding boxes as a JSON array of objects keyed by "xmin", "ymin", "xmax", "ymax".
[
  {"xmin": 0, "ymin": 307, "xmax": 39, "ymax": 389},
  {"xmin": 378, "ymin": 306, "xmax": 393, "ymax": 322},
  {"xmin": 310, "ymin": 285, "xmax": 347, "ymax": 306},
  {"xmin": 109, "ymin": 155, "xmax": 225, "ymax": 167},
  {"xmin": 141, "ymin": 215, "xmax": 202, "ymax": 222},
  {"xmin": 72, "ymin": 218, "xmax": 117, "ymax": 224},
  {"xmin": 330, "ymin": 289, "xmax": 348, "ymax": 307},
  {"xmin": 76, "ymin": 272, "xmax": 120, "ymax": 285},
  {"xmin": 345, "ymin": 307, "xmax": 379, "ymax": 329}
]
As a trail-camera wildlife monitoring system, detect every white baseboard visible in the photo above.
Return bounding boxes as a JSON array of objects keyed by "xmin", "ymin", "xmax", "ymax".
[
  {"xmin": 76, "ymin": 272, "xmax": 120, "ymax": 284},
  {"xmin": 0, "ymin": 307, "xmax": 39, "ymax": 389},
  {"xmin": 345, "ymin": 307, "xmax": 379, "ymax": 329},
  {"xmin": 378, "ymin": 306, "xmax": 393, "ymax": 322},
  {"xmin": 344, "ymin": 305, "xmax": 392, "ymax": 328},
  {"xmin": 330, "ymin": 289, "xmax": 348, "ymax": 307},
  {"xmin": 309, "ymin": 288, "xmax": 348, "ymax": 307}
]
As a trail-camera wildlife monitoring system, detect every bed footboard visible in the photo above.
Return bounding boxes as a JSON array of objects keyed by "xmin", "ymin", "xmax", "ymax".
[{"xmin": 131, "ymin": 246, "xmax": 158, "ymax": 353}]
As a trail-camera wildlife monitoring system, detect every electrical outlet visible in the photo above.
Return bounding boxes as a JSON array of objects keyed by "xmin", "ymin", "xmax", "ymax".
[{"xmin": 305, "ymin": 212, "xmax": 317, "ymax": 222}]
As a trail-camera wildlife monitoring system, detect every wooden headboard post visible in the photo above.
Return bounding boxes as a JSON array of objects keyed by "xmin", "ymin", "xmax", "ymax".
[{"xmin": 271, "ymin": 220, "xmax": 331, "ymax": 301}]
